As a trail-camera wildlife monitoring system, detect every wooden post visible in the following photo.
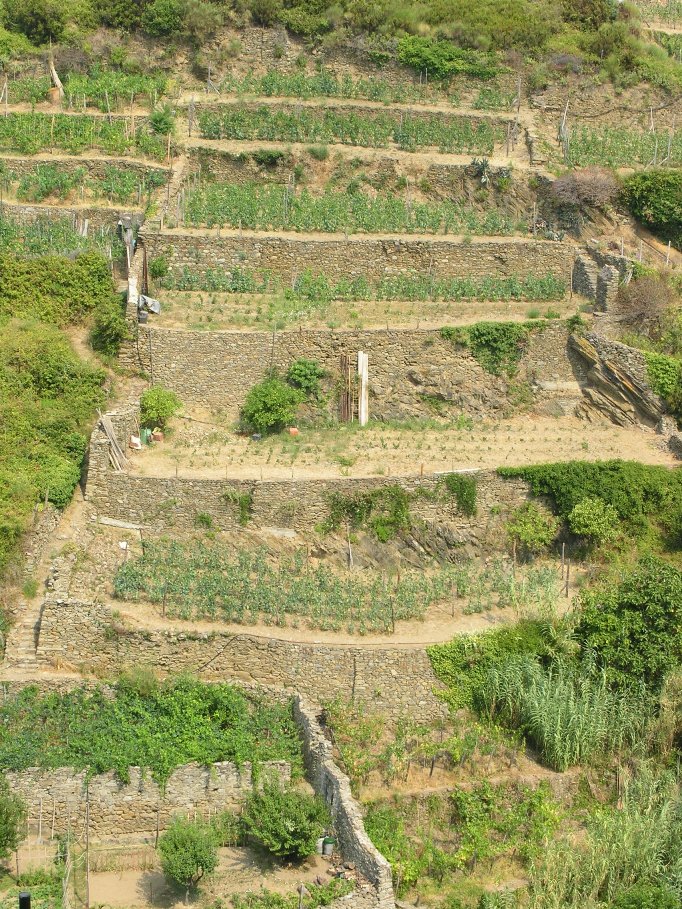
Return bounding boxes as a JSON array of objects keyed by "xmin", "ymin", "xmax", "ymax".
[
  {"xmin": 85, "ymin": 786, "xmax": 90, "ymax": 909},
  {"xmin": 357, "ymin": 351, "xmax": 369, "ymax": 426}
]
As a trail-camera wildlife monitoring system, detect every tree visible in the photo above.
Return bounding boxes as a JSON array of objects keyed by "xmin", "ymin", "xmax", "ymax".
[
  {"xmin": 10, "ymin": 0, "xmax": 65, "ymax": 43},
  {"xmin": 139, "ymin": 386, "xmax": 181, "ymax": 429},
  {"xmin": 240, "ymin": 377, "xmax": 303, "ymax": 435},
  {"xmin": 0, "ymin": 777, "xmax": 25, "ymax": 860},
  {"xmin": 577, "ymin": 557, "xmax": 682, "ymax": 691},
  {"xmin": 242, "ymin": 782, "xmax": 329, "ymax": 860},
  {"xmin": 616, "ymin": 276, "xmax": 677, "ymax": 340},
  {"xmin": 158, "ymin": 817, "xmax": 218, "ymax": 902}
]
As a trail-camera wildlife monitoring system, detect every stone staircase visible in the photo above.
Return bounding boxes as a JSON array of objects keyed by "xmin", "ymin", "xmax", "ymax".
[{"xmin": 4, "ymin": 605, "xmax": 42, "ymax": 669}]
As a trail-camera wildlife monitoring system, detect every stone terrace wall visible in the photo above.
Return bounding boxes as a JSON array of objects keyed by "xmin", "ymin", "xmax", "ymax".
[
  {"xmin": 141, "ymin": 232, "xmax": 576, "ymax": 285},
  {"xmin": 120, "ymin": 321, "xmax": 583, "ymax": 414},
  {"xmin": 2, "ymin": 201, "xmax": 143, "ymax": 233},
  {"xmin": 294, "ymin": 698, "xmax": 394, "ymax": 909},
  {"xmin": 36, "ymin": 600, "xmax": 448, "ymax": 723},
  {"xmin": 0, "ymin": 155, "xmax": 169, "ymax": 183},
  {"xmin": 7, "ymin": 760, "xmax": 290, "ymax": 838}
]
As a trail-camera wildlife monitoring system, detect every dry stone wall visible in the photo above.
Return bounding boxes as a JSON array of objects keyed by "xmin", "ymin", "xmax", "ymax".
[
  {"xmin": 2, "ymin": 200, "xmax": 142, "ymax": 233},
  {"xmin": 294, "ymin": 698, "xmax": 394, "ymax": 909},
  {"xmin": 36, "ymin": 600, "xmax": 447, "ymax": 722},
  {"xmin": 120, "ymin": 321, "xmax": 583, "ymax": 415},
  {"xmin": 7, "ymin": 761, "xmax": 290, "ymax": 838},
  {"xmin": 141, "ymin": 232, "xmax": 576, "ymax": 285}
]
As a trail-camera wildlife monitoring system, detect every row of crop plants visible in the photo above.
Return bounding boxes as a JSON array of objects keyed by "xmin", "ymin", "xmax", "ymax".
[
  {"xmin": 0, "ymin": 213, "xmax": 125, "ymax": 259},
  {"xmin": 0, "ymin": 162, "xmax": 166, "ymax": 205},
  {"xmin": 4, "ymin": 71, "xmax": 169, "ymax": 110},
  {"xmin": 183, "ymin": 181, "xmax": 525, "ymax": 234}
]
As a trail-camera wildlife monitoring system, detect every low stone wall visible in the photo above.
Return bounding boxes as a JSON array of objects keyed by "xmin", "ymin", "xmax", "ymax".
[
  {"xmin": 141, "ymin": 231, "xmax": 576, "ymax": 286},
  {"xmin": 36, "ymin": 600, "xmax": 447, "ymax": 722},
  {"xmin": 0, "ymin": 154, "xmax": 169, "ymax": 183},
  {"xmin": 1, "ymin": 200, "xmax": 143, "ymax": 233},
  {"xmin": 7, "ymin": 760, "xmax": 290, "ymax": 838},
  {"xmin": 294, "ymin": 698, "xmax": 394, "ymax": 909},
  {"xmin": 120, "ymin": 321, "xmax": 583, "ymax": 414}
]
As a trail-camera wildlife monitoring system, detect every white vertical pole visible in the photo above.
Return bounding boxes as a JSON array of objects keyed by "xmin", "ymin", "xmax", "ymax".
[{"xmin": 357, "ymin": 352, "xmax": 369, "ymax": 427}]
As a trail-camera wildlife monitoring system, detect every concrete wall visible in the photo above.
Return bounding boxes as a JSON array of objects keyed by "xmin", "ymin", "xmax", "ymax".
[
  {"xmin": 120, "ymin": 321, "xmax": 583, "ymax": 415},
  {"xmin": 141, "ymin": 232, "xmax": 576, "ymax": 285},
  {"xmin": 8, "ymin": 760, "xmax": 290, "ymax": 838},
  {"xmin": 36, "ymin": 600, "xmax": 448, "ymax": 723}
]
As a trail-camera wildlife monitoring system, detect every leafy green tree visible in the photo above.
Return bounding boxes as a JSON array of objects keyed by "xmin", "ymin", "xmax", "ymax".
[
  {"xmin": 506, "ymin": 503, "xmax": 559, "ymax": 559},
  {"xmin": 158, "ymin": 817, "xmax": 218, "ymax": 902},
  {"xmin": 568, "ymin": 496, "xmax": 619, "ymax": 545},
  {"xmin": 8, "ymin": 0, "xmax": 65, "ymax": 43},
  {"xmin": 240, "ymin": 377, "xmax": 303, "ymax": 434},
  {"xmin": 577, "ymin": 557, "xmax": 682, "ymax": 691},
  {"xmin": 140, "ymin": 385, "xmax": 181, "ymax": 429},
  {"xmin": 242, "ymin": 782, "xmax": 329, "ymax": 860},
  {"xmin": 0, "ymin": 777, "xmax": 25, "ymax": 859}
]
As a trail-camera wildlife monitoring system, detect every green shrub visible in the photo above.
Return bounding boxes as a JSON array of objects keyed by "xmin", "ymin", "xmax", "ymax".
[
  {"xmin": 232, "ymin": 880, "xmax": 353, "ymax": 909},
  {"xmin": 567, "ymin": 496, "xmax": 619, "ymax": 544},
  {"xmin": 441, "ymin": 473, "xmax": 477, "ymax": 516},
  {"xmin": 611, "ymin": 884, "xmax": 679, "ymax": 909},
  {"xmin": 140, "ymin": 385, "xmax": 181, "ymax": 429},
  {"xmin": 622, "ymin": 170, "xmax": 682, "ymax": 250},
  {"xmin": 142, "ymin": 0, "xmax": 184, "ymax": 35},
  {"xmin": 90, "ymin": 294, "xmax": 129, "ymax": 358},
  {"xmin": 240, "ymin": 377, "xmax": 303, "ymax": 434},
  {"xmin": 326, "ymin": 486, "xmax": 412, "ymax": 541},
  {"xmin": 149, "ymin": 104, "xmax": 175, "ymax": 136},
  {"xmin": 307, "ymin": 144, "xmax": 329, "ymax": 161},
  {"xmin": 643, "ymin": 351, "xmax": 682, "ymax": 419},
  {"xmin": 396, "ymin": 36, "xmax": 498, "ymax": 79},
  {"xmin": 498, "ymin": 461, "xmax": 682, "ymax": 543},
  {"xmin": 286, "ymin": 359, "xmax": 325, "ymax": 398},
  {"xmin": 506, "ymin": 503, "xmax": 559, "ymax": 558},
  {"xmin": 158, "ymin": 817, "xmax": 218, "ymax": 900},
  {"xmin": 9, "ymin": 0, "xmax": 65, "ymax": 43},
  {"xmin": 149, "ymin": 256, "xmax": 169, "ymax": 279},
  {"xmin": 242, "ymin": 782, "xmax": 329, "ymax": 860},
  {"xmin": 577, "ymin": 557, "xmax": 682, "ymax": 692}
]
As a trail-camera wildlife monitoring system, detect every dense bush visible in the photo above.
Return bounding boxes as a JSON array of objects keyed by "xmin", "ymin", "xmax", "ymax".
[
  {"xmin": 0, "ymin": 320, "xmax": 105, "ymax": 571},
  {"xmin": 242, "ymin": 782, "xmax": 329, "ymax": 860},
  {"xmin": 498, "ymin": 460, "xmax": 682, "ymax": 543},
  {"xmin": 567, "ymin": 496, "xmax": 619, "ymax": 544},
  {"xmin": 286, "ymin": 359, "xmax": 325, "ymax": 399},
  {"xmin": 0, "ymin": 251, "xmax": 119, "ymax": 326},
  {"xmin": 90, "ymin": 293, "xmax": 129, "ymax": 358},
  {"xmin": 622, "ymin": 170, "xmax": 682, "ymax": 250},
  {"xmin": 139, "ymin": 385, "xmax": 181, "ymax": 429},
  {"xmin": 506, "ymin": 503, "xmax": 559, "ymax": 558},
  {"xmin": 552, "ymin": 166, "xmax": 620, "ymax": 208},
  {"xmin": 240, "ymin": 376, "xmax": 303, "ymax": 434},
  {"xmin": 158, "ymin": 817, "xmax": 218, "ymax": 900},
  {"xmin": 0, "ymin": 777, "xmax": 25, "ymax": 860},
  {"xmin": 576, "ymin": 557, "xmax": 682, "ymax": 692},
  {"xmin": 396, "ymin": 37, "xmax": 498, "ymax": 79},
  {"xmin": 7, "ymin": 0, "xmax": 66, "ymax": 43}
]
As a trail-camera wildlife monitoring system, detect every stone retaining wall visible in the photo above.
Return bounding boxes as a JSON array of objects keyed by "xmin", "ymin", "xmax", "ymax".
[
  {"xmin": 119, "ymin": 320, "xmax": 583, "ymax": 415},
  {"xmin": 141, "ymin": 232, "xmax": 576, "ymax": 285},
  {"xmin": 1, "ymin": 200, "xmax": 142, "ymax": 233},
  {"xmin": 36, "ymin": 600, "xmax": 447, "ymax": 722},
  {"xmin": 0, "ymin": 155, "xmax": 169, "ymax": 183},
  {"xmin": 7, "ymin": 760, "xmax": 290, "ymax": 838},
  {"xmin": 294, "ymin": 698, "xmax": 394, "ymax": 909}
]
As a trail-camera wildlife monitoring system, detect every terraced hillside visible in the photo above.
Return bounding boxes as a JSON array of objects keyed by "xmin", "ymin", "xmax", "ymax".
[{"xmin": 1, "ymin": 8, "xmax": 682, "ymax": 909}]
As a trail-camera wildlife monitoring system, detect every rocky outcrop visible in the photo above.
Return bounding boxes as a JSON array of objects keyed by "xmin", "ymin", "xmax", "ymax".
[{"xmin": 570, "ymin": 333, "xmax": 664, "ymax": 427}]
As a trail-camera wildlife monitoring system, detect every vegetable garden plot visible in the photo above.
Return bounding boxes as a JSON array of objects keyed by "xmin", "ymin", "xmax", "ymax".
[
  {"xmin": 567, "ymin": 126, "xmax": 682, "ymax": 167},
  {"xmin": 161, "ymin": 266, "xmax": 567, "ymax": 303},
  {"xmin": 113, "ymin": 542, "xmax": 562, "ymax": 634},
  {"xmin": 185, "ymin": 182, "xmax": 523, "ymax": 234},
  {"xmin": 0, "ymin": 113, "xmax": 168, "ymax": 159},
  {"xmin": 218, "ymin": 69, "xmax": 450, "ymax": 104},
  {"xmin": 198, "ymin": 106, "xmax": 504, "ymax": 154},
  {"xmin": 63, "ymin": 71, "xmax": 168, "ymax": 111},
  {"xmin": 7, "ymin": 163, "xmax": 166, "ymax": 204}
]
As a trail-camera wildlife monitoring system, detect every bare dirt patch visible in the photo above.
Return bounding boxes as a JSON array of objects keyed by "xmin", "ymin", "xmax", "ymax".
[{"xmin": 129, "ymin": 412, "xmax": 674, "ymax": 481}]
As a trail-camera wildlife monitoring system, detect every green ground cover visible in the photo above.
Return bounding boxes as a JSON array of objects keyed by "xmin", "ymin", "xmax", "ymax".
[{"xmin": 0, "ymin": 676, "xmax": 301, "ymax": 783}]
